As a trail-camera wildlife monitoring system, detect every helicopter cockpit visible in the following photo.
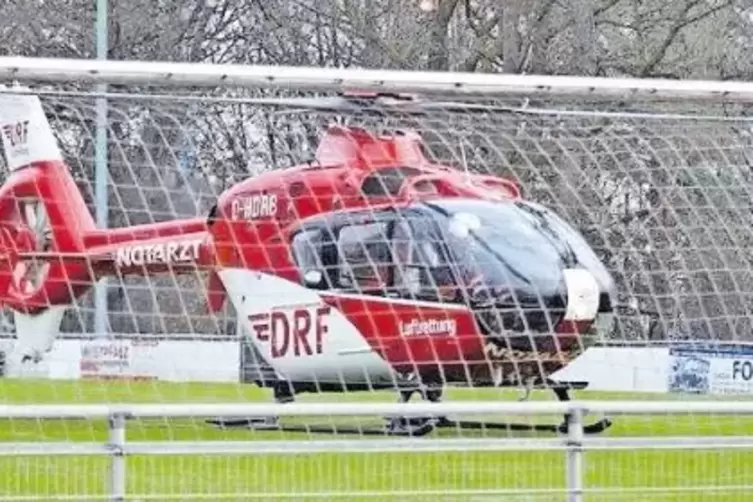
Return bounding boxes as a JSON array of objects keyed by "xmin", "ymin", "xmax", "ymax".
[{"xmin": 291, "ymin": 197, "xmax": 615, "ymax": 332}]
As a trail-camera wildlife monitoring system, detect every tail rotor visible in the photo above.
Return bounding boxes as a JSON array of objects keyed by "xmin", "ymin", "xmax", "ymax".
[{"xmin": 14, "ymin": 198, "xmax": 53, "ymax": 295}]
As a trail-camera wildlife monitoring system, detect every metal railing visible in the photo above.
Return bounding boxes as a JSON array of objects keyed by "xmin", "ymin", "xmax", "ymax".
[{"xmin": 1, "ymin": 400, "xmax": 753, "ymax": 501}]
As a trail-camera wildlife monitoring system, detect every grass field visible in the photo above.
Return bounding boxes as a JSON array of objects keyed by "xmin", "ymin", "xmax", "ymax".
[{"xmin": 1, "ymin": 380, "xmax": 753, "ymax": 501}]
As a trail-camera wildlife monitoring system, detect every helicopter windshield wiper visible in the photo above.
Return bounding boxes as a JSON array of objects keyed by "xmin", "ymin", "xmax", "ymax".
[{"xmin": 515, "ymin": 203, "xmax": 578, "ymax": 268}]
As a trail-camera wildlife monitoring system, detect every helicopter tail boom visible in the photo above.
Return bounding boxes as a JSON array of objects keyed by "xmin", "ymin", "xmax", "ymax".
[{"xmin": 0, "ymin": 89, "xmax": 220, "ymax": 363}]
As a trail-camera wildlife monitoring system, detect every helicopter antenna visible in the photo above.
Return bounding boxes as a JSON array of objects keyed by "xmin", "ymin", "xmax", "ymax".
[{"xmin": 460, "ymin": 139, "xmax": 470, "ymax": 184}]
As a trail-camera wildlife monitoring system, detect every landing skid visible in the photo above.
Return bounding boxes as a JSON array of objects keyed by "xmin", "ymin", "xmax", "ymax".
[
  {"xmin": 433, "ymin": 416, "xmax": 612, "ymax": 435},
  {"xmin": 428, "ymin": 382, "xmax": 613, "ymax": 435},
  {"xmin": 209, "ymin": 417, "xmax": 438, "ymax": 437},
  {"xmin": 207, "ymin": 380, "xmax": 613, "ymax": 437}
]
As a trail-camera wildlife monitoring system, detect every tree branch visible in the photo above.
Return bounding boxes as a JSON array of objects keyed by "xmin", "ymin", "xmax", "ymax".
[{"xmin": 639, "ymin": 0, "xmax": 732, "ymax": 77}]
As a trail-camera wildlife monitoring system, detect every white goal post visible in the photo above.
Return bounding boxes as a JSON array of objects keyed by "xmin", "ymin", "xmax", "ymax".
[
  {"xmin": 2, "ymin": 56, "xmax": 753, "ymax": 101},
  {"xmin": 1, "ymin": 56, "xmax": 753, "ymax": 501}
]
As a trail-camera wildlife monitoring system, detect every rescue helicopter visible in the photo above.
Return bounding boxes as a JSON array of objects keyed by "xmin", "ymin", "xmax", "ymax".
[{"xmin": 0, "ymin": 88, "xmax": 616, "ymax": 436}]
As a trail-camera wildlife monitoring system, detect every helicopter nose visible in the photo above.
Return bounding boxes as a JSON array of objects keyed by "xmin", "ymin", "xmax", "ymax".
[
  {"xmin": 561, "ymin": 269, "xmax": 601, "ymax": 323},
  {"xmin": 475, "ymin": 267, "xmax": 608, "ymax": 351},
  {"xmin": 553, "ymin": 268, "xmax": 607, "ymax": 353}
]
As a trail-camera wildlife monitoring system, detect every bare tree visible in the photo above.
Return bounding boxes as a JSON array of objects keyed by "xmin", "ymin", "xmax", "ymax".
[{"xmin": 0, "ymin": 0, "xmax": 751, "ymax": 340}]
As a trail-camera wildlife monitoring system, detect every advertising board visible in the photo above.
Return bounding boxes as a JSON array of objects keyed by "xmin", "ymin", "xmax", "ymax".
[
  {"xmin": 668, "ymin": 343, "xmax": 753, "ymax": 395},
  {"xmin": 79, "ymin": 339, "xmax": 149, "ymax": 380},
  {"xmin": 0, "ymin": 337, "xmax": 240, "ymax": 382}
]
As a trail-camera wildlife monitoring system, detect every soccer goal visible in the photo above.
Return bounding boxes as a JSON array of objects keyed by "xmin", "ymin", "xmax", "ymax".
[{"xmin": 0, "ymin": 57, "xmax": 753, "ymax": 501}]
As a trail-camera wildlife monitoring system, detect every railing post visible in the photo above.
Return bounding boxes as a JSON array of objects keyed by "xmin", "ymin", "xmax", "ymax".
[
  {"xmin": 107, "ymin": 413, "xmax": 126, "ymax": 502},
  {"xmin": 565, "ymin": 407, "xmax": 584, "ymax": 502}
]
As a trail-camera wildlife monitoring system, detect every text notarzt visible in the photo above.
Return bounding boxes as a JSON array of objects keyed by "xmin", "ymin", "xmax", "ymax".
[{"xmin": 115, "ymin": 239, "xmax": 203, "ymax": 268}]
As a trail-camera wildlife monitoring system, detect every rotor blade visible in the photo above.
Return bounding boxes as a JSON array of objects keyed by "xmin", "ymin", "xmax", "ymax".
[
  {"xmin": 21, "ymin": 201, "xmax": 48, "ymax": 237},
  {"xmin": 419, "ymin": 101, "xmax": 522, "ymax": 114},
  {"xmin": 242, "ymin": 96, "xmax": 370, "ymax": 112},
  {"xmin": 240, "ymin": 95, "xmax": 523, "ymax": 116},
  {"xmin": 22, "ymin": 201, "xmax": 38, "ymax": 230},
  {"xmin": 22, "ymin": 201, "xmax": 51, "ymax": 253},
  {"xmin": 12, "ymin": 262, "xmax": 27, "ymax": 283},
  {"xmin": 33, "ymin": 203, "xmax": 48, "ymax": 238},
  {"xmin": 25, "ymin": 259, "xmax": 45, "ymax": 289}
]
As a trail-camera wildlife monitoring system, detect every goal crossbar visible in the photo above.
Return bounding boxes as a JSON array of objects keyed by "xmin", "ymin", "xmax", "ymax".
[
  {"xmin": 1, "ymin": 400, "xmax": 753, "ymax": 419},
  {"xmin": 0, "ymin": 56, "xmax": 752, "ymax": 102}
]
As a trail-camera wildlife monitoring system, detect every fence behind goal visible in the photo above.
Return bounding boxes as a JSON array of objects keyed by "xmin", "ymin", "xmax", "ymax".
[{"xmin": 0, "ymin": 58, "xmax": 752, "ymax": 500}]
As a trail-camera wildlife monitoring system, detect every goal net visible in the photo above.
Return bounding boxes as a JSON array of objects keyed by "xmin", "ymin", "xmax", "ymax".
[{"xmin": 0, "ymin": 61, "xmax": 752, "ymax": 500}]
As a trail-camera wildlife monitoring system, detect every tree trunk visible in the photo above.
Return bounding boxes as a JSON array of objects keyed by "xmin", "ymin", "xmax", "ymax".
[
  {"xmin": 570, "ymin": 0, "xmax": 597, "ymax": 75},
  {"xmin": 426, "ymin": 0, "xmax": 461, "ymax": 70},
  {"xmin": 501, "ymin": 0, "xmax": 527, "ymax": 73}
]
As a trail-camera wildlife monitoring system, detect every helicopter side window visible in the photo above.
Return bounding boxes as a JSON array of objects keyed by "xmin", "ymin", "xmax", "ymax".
[
  {"xmin": 291, "ymin": 228, "xmax": 339, "ymax": 288},
  {"xmin": 291, "ymin": 229, "xmax": 325, "ymax": 269},
  {"xmin": 336, "ymin": 220, "xmax": 392, "ymax": 293}
]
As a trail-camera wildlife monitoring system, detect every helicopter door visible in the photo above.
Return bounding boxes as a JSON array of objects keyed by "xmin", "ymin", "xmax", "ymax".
[
  {"xmin": 335, "ymin": 219, "xmax": 393, "ymax": 295},
  {"xmin": 391, "ymin": 211, "xmax": 459, "ymax": 302}
]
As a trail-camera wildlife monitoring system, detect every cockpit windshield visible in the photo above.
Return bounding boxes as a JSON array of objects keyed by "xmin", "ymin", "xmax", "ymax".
[
  {"xmin": 393, "ymin": 199, "xmax": 612, "ymax": 305},
  {"xmin": 292, "ymin": 197, "xmax": 612, "ymax": 308}
]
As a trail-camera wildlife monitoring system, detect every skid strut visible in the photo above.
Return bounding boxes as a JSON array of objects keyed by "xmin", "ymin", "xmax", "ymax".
[{"xmin": 208, "ymin": 380, "xmax": 612, "ymax": 437}]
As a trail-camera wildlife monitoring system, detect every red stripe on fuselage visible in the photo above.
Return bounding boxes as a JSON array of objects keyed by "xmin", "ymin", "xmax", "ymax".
[{"xmin": 320, "ymin": 292, "xmax": 484, "ymax": 374}]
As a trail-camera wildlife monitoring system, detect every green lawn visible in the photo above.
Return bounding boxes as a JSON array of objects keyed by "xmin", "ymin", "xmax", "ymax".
[{"xmin": 0, "ymin": 380, "xmax": 752, "ymax": 501}]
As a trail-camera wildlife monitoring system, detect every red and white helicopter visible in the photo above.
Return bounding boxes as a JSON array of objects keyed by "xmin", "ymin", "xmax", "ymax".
[{"xmin": 0, "ymin": 89, "xmax": 615, "ymax": 436}]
